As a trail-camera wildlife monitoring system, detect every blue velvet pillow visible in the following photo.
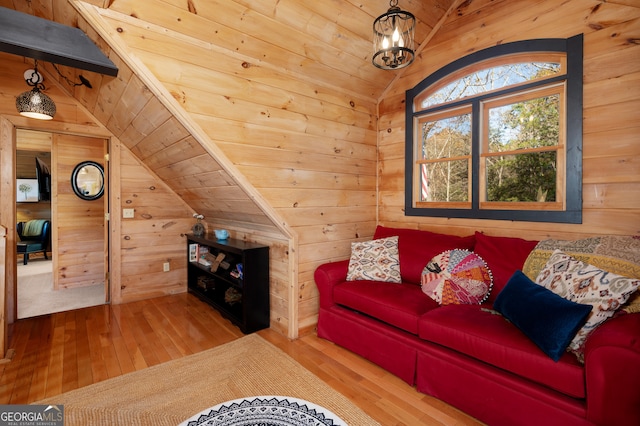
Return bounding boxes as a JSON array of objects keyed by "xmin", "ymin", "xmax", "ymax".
[{"xmin": 493, "ymin": 270, "xmax": 592, "ymax": 362}]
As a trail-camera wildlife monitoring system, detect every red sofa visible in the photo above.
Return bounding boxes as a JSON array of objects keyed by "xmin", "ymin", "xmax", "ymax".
[{"xmin": 314, "ymin": 226, "xmax": 640, "ymax": 426}]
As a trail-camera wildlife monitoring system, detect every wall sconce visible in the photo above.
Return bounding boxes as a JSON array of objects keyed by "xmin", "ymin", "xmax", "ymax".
[
  {"xmin": 15, "ymin": 62, "xmax": 56, "ymax": 120},
  {"xmin": 372, "ymin": 0, "xmax": 415, "ymax": 70}
]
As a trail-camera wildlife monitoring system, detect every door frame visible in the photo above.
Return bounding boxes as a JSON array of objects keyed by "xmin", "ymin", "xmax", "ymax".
[{"xmin": 0, "ymin": 120, "xmax": 112, "ymax": 355}]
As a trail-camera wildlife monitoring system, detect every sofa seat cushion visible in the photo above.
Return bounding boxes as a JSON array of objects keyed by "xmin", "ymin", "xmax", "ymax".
[
  {"xmin": 334, "ymin": 280, "xmax": 439, "ymax": 334},
  {"xmin": 418, "ymin": 304, "xmax": 586, "ymax": 399}
]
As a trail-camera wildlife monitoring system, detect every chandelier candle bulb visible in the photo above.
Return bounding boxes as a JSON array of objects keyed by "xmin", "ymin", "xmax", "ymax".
[{"xmin": 372, "ymin": 0, "xmax": 415, "ymax": 70}]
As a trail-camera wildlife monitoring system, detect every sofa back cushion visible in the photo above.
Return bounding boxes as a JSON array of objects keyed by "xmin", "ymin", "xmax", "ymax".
[
  {"xmin": 374, "ymin": 226, "xmax": 476, "ymax": 285},
  {"xmin": 473, "ymin": 232, "xmax": 538, "ymax": 303}
]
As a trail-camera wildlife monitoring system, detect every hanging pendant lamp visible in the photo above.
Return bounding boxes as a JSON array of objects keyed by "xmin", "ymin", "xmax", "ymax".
[
  {"xmin": 16, "ymin": 63, "xmax": 56, "ymax": 120},
  {"xmin": 372, "ymin": 0, "xmax": 415, "ymax": 70}
]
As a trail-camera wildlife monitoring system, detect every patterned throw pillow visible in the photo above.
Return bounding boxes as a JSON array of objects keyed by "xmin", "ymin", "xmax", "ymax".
[
  {"xmin": 536, "ymin": 250, "xmax": 640, "ymax": 362},
  {"xmin": 421, "ymin": 249, "xmax": 493, "ymax": 305},
  {"xmin": 522, "ymin": 235, "xmax": 640, "ymax": 314},
  {"xmin": 346, "ymin": 236, "xmax": 401, "ymax": 283}
]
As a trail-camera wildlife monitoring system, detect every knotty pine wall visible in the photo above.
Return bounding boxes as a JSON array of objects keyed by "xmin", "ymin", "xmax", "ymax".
[
  {"xmin": 52, "ymin": 133, "xmax": 106, "ymax": 291},
  {"xmin": 111, "ymin": 141, "xmax": 193, "ymax": 304},
  {"xmin": 82, "ymin": 1, "xmax": 380, "ymax": 336},
  {"xmin": 0, "ymin": 53, "xmax": 193, "ymax": 321},
  {"xmin": 378, "ymin": 0, "xmax": 640, "ymax": 241}
]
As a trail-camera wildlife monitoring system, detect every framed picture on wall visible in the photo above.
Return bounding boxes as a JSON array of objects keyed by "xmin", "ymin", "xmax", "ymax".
[{"xmin": 17, "ymin": 178, "xmax": 39, "ymax": 202}]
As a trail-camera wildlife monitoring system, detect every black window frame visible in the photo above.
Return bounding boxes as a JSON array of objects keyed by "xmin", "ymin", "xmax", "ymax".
[{"xmin": 405, "ymin": 35, "xmax": 583, "ymax": 223}]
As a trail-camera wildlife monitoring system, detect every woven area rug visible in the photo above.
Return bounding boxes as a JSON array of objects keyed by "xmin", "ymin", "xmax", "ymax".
[{"xmin": 36, "ymin": 334, "xmax": 380, "ymax": 426}]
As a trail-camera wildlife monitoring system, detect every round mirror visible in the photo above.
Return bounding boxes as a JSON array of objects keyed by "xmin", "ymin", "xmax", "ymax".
[{"xmin": 71, "ymin": 161, "xmax": 104, "ymax": 200}]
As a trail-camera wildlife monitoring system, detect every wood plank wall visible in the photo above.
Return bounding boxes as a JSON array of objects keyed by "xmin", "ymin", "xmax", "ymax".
[
  {"xmin": 0, "ymin": 55, "xmax": 194, "ymax": 318},
  {"xmin": 74, "ymin": 4, "xmax": 299, "ymax": 336},
  {"xmin": 79, "ymin": 1, "xmax": 381, "ymax": 336},
  {"xmin": 0, "ymin": 225, "xmax": 5, "ymax": 358},
  {"xmin": 52, "ymin": 134, "xmax": 106, "ymax": 290},
  {"xmin": 378, "ymin": 0, "xmax": 640, "ymax": 241},
  {"xmin": 113, "ymin": 141, "xmax": 193, "ymax": 304}
]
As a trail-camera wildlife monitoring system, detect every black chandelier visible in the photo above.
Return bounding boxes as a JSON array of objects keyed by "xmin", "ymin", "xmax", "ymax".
[{"xmin": 372, "ymin": 0, "xmax": 415, "ymax": 70}]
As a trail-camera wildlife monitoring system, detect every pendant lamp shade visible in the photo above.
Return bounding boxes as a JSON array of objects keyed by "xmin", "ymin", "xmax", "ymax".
[
  {"xmin": 372, "ymin": 0, "xmax": 415, "ymax": 70},
  {"xmin": 15, "ymin": 65, "xmax": 56, "ymax": 120},
  {"xmin": 16, "ymin": 87, "xmax": 56, "ymax": 120}
]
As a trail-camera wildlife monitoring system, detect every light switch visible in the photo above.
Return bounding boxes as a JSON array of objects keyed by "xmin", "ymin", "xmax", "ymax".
[{"xmin": 123, "ymin": 208, "xmax": 135, "ymax": 218}]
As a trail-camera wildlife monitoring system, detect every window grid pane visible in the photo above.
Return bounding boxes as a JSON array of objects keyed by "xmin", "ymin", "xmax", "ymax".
[
  {"xmin": 419, "ymin": 161, "xmax": 470, "ymax": 202},
  {"xmin": 488, "ymin": 94, "xmax": 560, "ymax": 153},
  {"xmin": 485, "ymin": 151, "xmax": 557, "ymax": 202},
  {"xmin": 420, "ymin": 113, "xmax": 472, "ymax": 160},
  {"xmin": 419, "ymin": 62, "xmax": 561, "ymax": 109}
]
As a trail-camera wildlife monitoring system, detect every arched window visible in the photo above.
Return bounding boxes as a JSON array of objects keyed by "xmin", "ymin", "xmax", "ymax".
[{"xmin": 405, "ymin": 35, "xmax": 583, "ymax": 223}]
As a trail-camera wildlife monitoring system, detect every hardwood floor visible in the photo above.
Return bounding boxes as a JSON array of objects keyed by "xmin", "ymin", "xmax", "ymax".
[{"xmin": 0, "ymin": 293, "xmax": 482, "ymax": 425}]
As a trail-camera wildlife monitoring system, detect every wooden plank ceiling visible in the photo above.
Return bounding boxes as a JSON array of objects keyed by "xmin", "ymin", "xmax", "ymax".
[
  {"xmin": 0, "ymin": 0, "xmax": 455, "ymax": 236},
  {"xmin": 0, "ymin": 0, "xmax": 454, "ymax": 110}
]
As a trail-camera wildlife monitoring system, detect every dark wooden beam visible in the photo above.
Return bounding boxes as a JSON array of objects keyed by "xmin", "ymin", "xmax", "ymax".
[{"xmin": 0, "ymin": 6, "xmax": 118, "ymax": 77}]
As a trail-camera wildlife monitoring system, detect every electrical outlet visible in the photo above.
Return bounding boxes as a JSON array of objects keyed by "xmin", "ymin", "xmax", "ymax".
[
  {"xmin": 163, "ymin": 262, "xmax": 170, "ymax": 272},
  {"xmin": 123, "ymin": 208, "xmax": 135, "ymax": 218}
]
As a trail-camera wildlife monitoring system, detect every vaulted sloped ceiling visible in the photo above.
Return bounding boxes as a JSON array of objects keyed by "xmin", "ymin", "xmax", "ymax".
[
  {"xmin": 1, "ymin": 0, "xmax": 456, "ymax": 107},
  {"xmin": 0, "ymin": 0, "xmax": 457, "ymax": 237},
  {"xmin": 0, "ymin": 0, "xmax": 452, "ymax": 227}
]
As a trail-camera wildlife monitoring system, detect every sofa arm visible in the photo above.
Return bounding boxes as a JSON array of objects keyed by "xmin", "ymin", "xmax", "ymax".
[
  {"xmin": 584, "ymin": 312, "xmax": 640, "ymax": 426},
  {"xmin": 314, "ymin": 259, "xmax": 349, "ymax": 309}
]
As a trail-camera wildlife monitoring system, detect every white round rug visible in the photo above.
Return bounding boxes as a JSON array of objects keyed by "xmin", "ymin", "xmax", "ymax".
[{"xmin": 179, "ymin": 395, "xmax": 347, "ymax": 426}]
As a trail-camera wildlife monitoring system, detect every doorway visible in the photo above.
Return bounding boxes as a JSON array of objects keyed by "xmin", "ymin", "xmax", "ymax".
[{"xmin": 15, "ymin": 129, "xmax": 108, "ymax": 319}]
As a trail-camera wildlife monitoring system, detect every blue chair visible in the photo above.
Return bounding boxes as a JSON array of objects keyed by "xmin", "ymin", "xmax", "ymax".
[{"xmin": 17, "ymin": 220, "xmax": 50, "ymax": 265}]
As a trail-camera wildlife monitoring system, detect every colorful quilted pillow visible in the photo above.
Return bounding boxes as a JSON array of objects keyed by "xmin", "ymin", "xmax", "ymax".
[
  {"xmin": 536, "ymin": 250, "xmax": 640, "ymax": 362},
  {"xmin": 346, "ymin": 236, "xmax": 401, "ymax": 283},
  {"xmin": 421, "ymin": 249, "xmax": 493, "ymax": 305}
]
